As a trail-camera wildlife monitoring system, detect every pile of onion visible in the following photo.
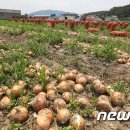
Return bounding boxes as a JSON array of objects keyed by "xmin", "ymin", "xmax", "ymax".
[
  {"xmin": 9, "ymin": 106, "xmax": 28, "ymax": 122},
  {"xmin": 70, "ymin": 114, "xmax": 86, "ymax": 130}
]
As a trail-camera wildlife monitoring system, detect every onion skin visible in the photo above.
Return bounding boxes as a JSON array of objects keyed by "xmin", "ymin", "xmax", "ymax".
[
  {"xmin": 1, "ymin": 86, "xmax": 8, "ymax": 92},
  {"xmin": 66, "ymin": 72, "xmax": 76, "ymax": 81},
  {"xmin": 47, "ymin": 90, "xmax": 57, "ymax": 101},
  {"xmin": 62, "ymin": 92, "xmax": 73, "ymax": 103},
  {"xmin": 70, "ymin": 114, "xmax": 85, "ymax": 130},
  {"xmin": 0, "ymin": 96, "xmax": 11, "ymax": 110},
  {"xmin": 97, "ymin": 95, "xmax": 112, "ymax": 112},
  {"xmin": 9, "ymin": 106, "xmax": 28, "ymax": 123},
  {"xmin": 38, "ymin": 108, "xmax": 54, "ymax": 123},
  {"xmin": 49, "ymin": 127, "xmax": 56, "ymax": 130},
  {"xmin": 110, "ymin": 92, "xmax": 125, "ymax": 106},
  {"xmin": 53, "ymin": 98, "xmax": 67, "ymax": 112},
  {"xmin": 31, "ymin": 93, "xmax": 47, "ymax": 112},
  {"xmin": 56, "ymin": 108, "xmax": 70, "ymax": 124},
  {"xmin": 74, "ymin": 84, "xmax": 84, "ymax": 93},
  {"xmin": 33, "ymin": 84, "xmax": 43, "ymax": 95},
  {"xmin": 46, "ymin": 83, "xmax": 56, "ymax": 91},
  {"xmin": 6, "ymin": 89, "xmax": 12, "ymax": 97}
]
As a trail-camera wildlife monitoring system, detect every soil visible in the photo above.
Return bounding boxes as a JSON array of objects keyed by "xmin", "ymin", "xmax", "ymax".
[{"xmin": 0, "ymin": 33, "xmax": 130, "ymax": 130}]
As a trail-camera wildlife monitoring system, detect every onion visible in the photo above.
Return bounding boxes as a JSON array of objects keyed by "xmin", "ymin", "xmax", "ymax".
[
  {"xmin": 57, "ymin": 81, "xmax": 69, "ymax": 92},
  {"xmin": 117, "ymin": 58, "xmax": 127, "ymax": 64},
  {"xmin": 62, "ymin": 92, "xmax": 73, "ymax": 103},
  {"xmin": 36, "ymin": 116, "xmax": 51, "ymax": 130},
  {"xmin": 67, "ymin": 80, "xmax": 75, "ymax": 88},
  {"xmin": 47, "ymin": 90, "xmax": 57, "ymax": 101},
  {"xmin": 38, "ymin": 92, "xmax": 47, "ymax": 98},
  {"xmin": 11, "ymin": 84, "xmax": 23, "ymax": 97},
  {"xmin": 49, "ymin": 127, "xmax": 56, "ymax": 130},
  {"xmin": 18, "ymin": 80, "xmax": 26, "ymax": 87},
  {"xmin": 93, "ymin": 79, "xmax": 107, "ymax": 94},
  {"xmin": 78, "ymin": 97, "xmax": 91, "ymax": 107},
  {"xmin": 0, "ymin": 96, "xmax": 11, "ymax": 110},
  {"xmin": 38, "ymin": 108, "xmax": 54, "ymax": 123},
  {"xmin": 66, "ymin": 72, "xmax": 76, "ymax": 81},
  {"xmin": 27, "ymin": 51, "xmax": 33, "ymax": 57},
  {"xmin": 31, "ymin": 93, "xmax": 47, "ymax": 112},
  {"xmin": 1, "ymin": 86, "xmax": 9, "ymax": 92},
  {"xmin": 9, "ymin": 106, "xmax": 28, "ymax": 122},
  {"xmin": 70, "ymin": 114, "xmax": 85, "ymax": 130},
  {"xmin": 85, "ymin": 75, "xmax": 95, "ymax": 83},
  {"xmin": 106, "ymin": 85, "xmax": 114, "ymax": 95},
  {"xmin": 70, "ymin": 69, "xmax": 78, "ymax": 74},
  {"xmin": 53, "ymin": 98, "xmax": 67, "ymax": 112},
  {"xmin": 97, "ymin": 95, "xmax": 112, "ymax": 112},
  {"xmin": 46, "ymin": 83, "xmax": 57, "ymax": 91},
  {"xmin": 76, "ymin": 76, "xmax": 87, "ymax": 86},
  {"xmin": 56, "ymin": 108, "xmax": 70, "ymax": 124},
  {"xmin": 73, "ymin": 84, "xmax": 84, "ymax": 93},
  {"xmin": 33, "ymin": 84, "xmax": 43, "ymax": 95},
  {"xmin": 57, "ymin": 74, "xmax": 68, "ymax": 81},
  {"xmin": 110, "ymin": 92, "xmax": 125, "ymax": 106}
]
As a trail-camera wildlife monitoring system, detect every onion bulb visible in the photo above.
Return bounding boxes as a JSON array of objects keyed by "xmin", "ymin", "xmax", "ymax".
[
  {"xmin": 57, "ymin": 81, "xmax": 69, "ymax": 92},
  {"xmin": 76, "ymin": 76, "xmax": 87, "ymax": 86},
  {"xmin": 38, "ymin": 108, "xmax": 54, "ymax": 123},
  {"xmin": 97, "ymin": 95, "xmax": 112, "ymax": 112},
  {"xmin": 46, "ymin": 83, "xmax": 56, "ymax": 91},
  {"xmin": 33, "ymin": 84, "xmax": 43, "ymax": 95},
  {"xmin": 66, "ymin": 72, "xmax": 76, "ymax": 81},
  {"xmin": 67, "ymin": 80, "xmax": 75, "ymax": 88},
  {"xmin": 31, "ymin": 93, "xmax": 47, "ymax": 112},
  {"xmin": 0, "ymin": 96, "xmax": 11, "ymax": 110},
  {"xmin": 36, "ymin": 116, "xmax": 51, "ymax": 130},
  {"xmin": 53, "ymin": 98, "xmax": 67, "ymax": 112},
  {"xmin": 110, "ymin": 92, "xmax": 125, "ymax": 106},
  {"xmin": 78, "ymin": 97, "xmax": 91, "ymax": 107},
  {"xmin": 11, "ymin": 84, "xmax": 23, "ymax": 97},
  {"xmin": 47, "ymin": 90, "xmax": 57, "ymax": 101},
  {"xmin": 73, "ymin": 84, "xmax": 84, "ymax": 93},
  {"xmin": 62, "ymin": 92, "xmax": 73, "ymax": 103},
  {"xmin": 9, "ymin": 106, "xmax": 28, "ymax": 122},
  {"xmin": 70, "ymin": 114, "xmax": 85, "ymax": 130},
  {"xmin": 93, "ymin": 79, "xmax": 107, "ymax": 94},
  {"xmin": 56, "ymin": 108, "xmax": 70, "ymax": 124}
]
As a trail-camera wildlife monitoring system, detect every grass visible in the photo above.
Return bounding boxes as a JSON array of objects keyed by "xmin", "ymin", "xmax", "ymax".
[{"xmin": 7, "ymin": 123, "xmax": 24, "ymax": 130}]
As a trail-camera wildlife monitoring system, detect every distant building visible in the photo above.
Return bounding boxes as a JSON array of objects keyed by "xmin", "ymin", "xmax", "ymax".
[
  {"xmin": 105, "ymin": 15, "xmax": 118, "ymax": 21},
  {"xmin": 0, "ymin": 9, "xmax": 21, "ymax": 19},
  {"xmin": 58, "ymin": 13, "xmax": 79, "ymax": 20},
  {"xmin": 86, "ymin": 15, "xmax": 102, "ymax": 21}
]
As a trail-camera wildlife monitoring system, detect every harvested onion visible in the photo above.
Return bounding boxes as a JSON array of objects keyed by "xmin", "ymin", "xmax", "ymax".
[
  {"xmin": 57, "ymin": 81, "xmax": 69, "ymax": 92},
  {"xmin": 31, "ymin": 93, "xmax": 47, "ymax": 112},
  {"xmin": 33, "ymin": 84, "xmax": 43, "ymax": 95},
  {"xmin": 53, "ymin": 98, "xmax": 67, "ymax": 112},
  {"xmin": 62, "ymin": 92, "xmax": 73, "ymax": 103},
  {"xmin": 56, "ymin": 108, "xmax": 70, "ymax": 124},
  {"xmin": 78, "ymin": 97, "xmax": 91, "ymax": 107},
  {"xmin": 0, "ymin": 96, "xmax": 11, "ymax": 110},
  {"xmin": 76, "ymin": 76, "xmax": 87, "ymax": 86},
  {"xmin": 97, "ymin": 95, "xmax": 112, "ymax": 112},
  {"xmin": 73, "ymin": 84, "xmax": 84, "ymax": 93},
  {"xmin": 70, "ymin": 114, "xmax": 85, "ymax": 130},
  {"xmin": 38, "ymin": 108, "xmax": 54, "ymax": 123},
  {"xmin": 110, "ymin": 92, "xmax": 125, "ymax": 106},
  {"xmin": 9, "ymin": 106, "xmax": 28, "ymax": 122},
  {"xmin": 47, "ymin": 90, "xmax": 57, "ymax": 101}
]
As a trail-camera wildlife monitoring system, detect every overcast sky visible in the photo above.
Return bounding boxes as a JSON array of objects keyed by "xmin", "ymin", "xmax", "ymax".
[{"xmin": 0, "ymin": 0, "xmax": 130, "ymax": 14}]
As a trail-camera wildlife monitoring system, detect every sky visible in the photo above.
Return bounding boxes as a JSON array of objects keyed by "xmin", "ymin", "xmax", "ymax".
[{"xmin": 0, "ymin": 0, "xmax": 130, "ymax": 14}]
